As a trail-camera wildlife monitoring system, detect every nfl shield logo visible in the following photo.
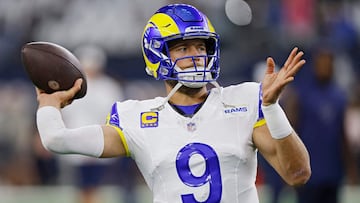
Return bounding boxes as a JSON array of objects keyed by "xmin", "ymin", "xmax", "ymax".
[{"xmin": 187, "ymin": 122, "xmax": 196, "ymax": 132}]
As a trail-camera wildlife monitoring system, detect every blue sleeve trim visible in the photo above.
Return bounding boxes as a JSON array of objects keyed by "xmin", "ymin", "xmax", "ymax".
[
  {"xmin": 258, "ymin": 83, "xmax": 264, "ymax": 121},
  {"xmin": 107, "ymin": 102, "xmax": 122, "ymax": 130}
]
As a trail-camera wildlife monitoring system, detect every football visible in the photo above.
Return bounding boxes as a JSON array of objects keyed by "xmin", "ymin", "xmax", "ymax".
[{"xmin": 21, "ymin": 41, "xmax": 87, "ymax": 99}]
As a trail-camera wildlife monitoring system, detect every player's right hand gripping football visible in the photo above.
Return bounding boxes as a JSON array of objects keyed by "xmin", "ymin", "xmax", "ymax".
[{"xmin": 36, "ymin": 79, "xmax": 83, "ymax": 109}]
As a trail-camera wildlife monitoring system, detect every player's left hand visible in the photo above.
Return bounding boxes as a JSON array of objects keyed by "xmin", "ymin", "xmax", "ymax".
[{"xmin": 261, "ymin": 47, "xmax": 305, "ymax": 106}]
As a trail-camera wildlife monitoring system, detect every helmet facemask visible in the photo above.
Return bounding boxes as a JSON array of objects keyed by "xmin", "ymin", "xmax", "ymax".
[
  {"xmin": 155, "ymin": 35, "xmax": 220, "ymax": 88},
  {"xmin": 173, "ymin": 56, "xmax": 214, "ymax": 88}
]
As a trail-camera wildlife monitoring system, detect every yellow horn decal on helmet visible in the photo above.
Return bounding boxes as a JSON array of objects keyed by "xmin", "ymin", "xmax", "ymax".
[
  {"xmin": 150, "ymin": 13, "xmax": 180, "ymax": 37},
  {"xmin": 206, "ymin": 17, "xmax": 216, "ymax": 32},
  {"xmin": 141, "ymin": 13, "xmax": 181, "ymax": 79}
]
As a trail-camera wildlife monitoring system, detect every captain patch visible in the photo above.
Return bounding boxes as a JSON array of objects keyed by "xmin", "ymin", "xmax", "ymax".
[{"xmin": 140, "ymin": 112, "xmax": 159, "ymax": 128}]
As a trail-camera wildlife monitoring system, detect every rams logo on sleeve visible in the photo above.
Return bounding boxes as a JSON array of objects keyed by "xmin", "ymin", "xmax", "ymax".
[{"xmin": 140, "ymin": 112, "xmax": 159, "ymax": 128}]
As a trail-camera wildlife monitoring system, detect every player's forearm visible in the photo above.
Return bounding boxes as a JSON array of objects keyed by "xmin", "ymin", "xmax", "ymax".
[
  {"xmin": 274, "ymin": 132, "xmax": 311, "ymax": 186},
  {"xmin": 37, "ymin": 97, "xmax": 61, "ymax": 109},
  {"xmin": 36, "ymin": 106, "xmax": 104, "ymax": 157},
  {"xmin": 261, "ymin": 102, "xmax": 311, "ymax": 186}
]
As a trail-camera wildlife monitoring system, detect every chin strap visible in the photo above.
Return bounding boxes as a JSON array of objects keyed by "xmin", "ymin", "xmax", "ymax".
[
  {"xmin": 150, "ymin": 81, "xmax": 236, "ymax": 112},
  {"xmin": 151, "ymin": 82, "xmax": 183, "ymax": 111}
]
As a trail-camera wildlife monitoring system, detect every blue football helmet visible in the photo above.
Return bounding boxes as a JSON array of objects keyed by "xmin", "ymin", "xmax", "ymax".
[{"xmin": 142, "ymin": 4, "xmax": 220, "ymax": 88}]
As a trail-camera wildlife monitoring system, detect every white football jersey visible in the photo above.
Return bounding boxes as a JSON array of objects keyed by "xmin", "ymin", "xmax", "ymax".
[{"xmin": 106, "ymin": 82, "xmax": 265, "ymax": 203}]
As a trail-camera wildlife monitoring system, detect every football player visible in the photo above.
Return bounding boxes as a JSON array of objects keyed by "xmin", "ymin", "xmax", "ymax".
[{"xmin": 35, "ymin": 4, "xmax": 311, "ymax": 203}]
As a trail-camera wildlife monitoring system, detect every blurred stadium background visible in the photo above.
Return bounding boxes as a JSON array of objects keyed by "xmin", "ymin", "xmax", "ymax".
[{"xmin": 1, "ymin": 0, "xmax": 360, "ymax": 202}]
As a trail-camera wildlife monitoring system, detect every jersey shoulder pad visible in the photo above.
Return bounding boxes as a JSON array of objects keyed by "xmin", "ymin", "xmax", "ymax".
[
  {"xmin": 106, "ymin": 97, "xmax": 164, "ymax": 128},
  {"xmin": 221, "ymin": 82, "xmax": 261, "ymax": 104},
  {"xmin": 116, "ymin": 97, "xmax": 165, "ymax": 113}
]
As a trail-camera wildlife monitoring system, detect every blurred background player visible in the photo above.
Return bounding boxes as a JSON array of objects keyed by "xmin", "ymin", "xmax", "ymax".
[
  {"xmin": 61, "ymin": 44, "xmax": 127, "ymax": 203},
  {"xmin": 281, "ymin": 46, "xmax": 358, "ymax": 203}
]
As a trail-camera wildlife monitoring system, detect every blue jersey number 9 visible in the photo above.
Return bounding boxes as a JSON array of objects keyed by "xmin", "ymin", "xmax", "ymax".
[{"xmin": 176, "ymin": 143, "xmax": 222, "ymax": 203}]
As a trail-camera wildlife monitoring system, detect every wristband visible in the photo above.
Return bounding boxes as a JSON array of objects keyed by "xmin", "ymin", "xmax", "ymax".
[{"xmin": 261, "ymin": 102, "xmax": 293, "ymax": 139}]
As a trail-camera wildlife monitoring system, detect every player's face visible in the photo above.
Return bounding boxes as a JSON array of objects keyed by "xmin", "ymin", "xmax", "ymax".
[
  {"xmin": 168, "ymin": 39, "xmax": 207, "ymax": 69},
  {"xmin": 314, "ymin": 51, "xmax": 333, "ymax": 83}
]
